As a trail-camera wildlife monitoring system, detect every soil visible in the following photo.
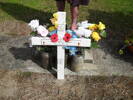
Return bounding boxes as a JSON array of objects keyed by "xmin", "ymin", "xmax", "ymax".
[{"xmin": 0, "ymin": 70, "xmax": 133, "ymax": 100}]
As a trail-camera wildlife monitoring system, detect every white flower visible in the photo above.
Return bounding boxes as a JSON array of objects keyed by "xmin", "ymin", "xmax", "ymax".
[
  {"xmin": 77, "ymin": 20, "xmax": 92, "ymax": 28},
  {"xmin": 75, "ymin": 27, "xmax": 92, "ymax": 38},
  {"xmin": 84, "ymin": 29, "xmax": 92, "ymax": 38},
  {"xmin": 28, "ymin": 19, "xmax": 39, "ymax": 31},
  {"xmin": 37, "ymin": 25, "xmax": 49, "ymax": 37},
  {"xmin": 74, "ymin": 27, "xmax": 84, "ymax": 37}
]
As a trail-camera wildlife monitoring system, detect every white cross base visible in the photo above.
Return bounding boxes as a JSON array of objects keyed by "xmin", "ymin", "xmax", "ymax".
[{"xmin": 30, "ymin": 12, "xmax": 91, "ymax": 79}]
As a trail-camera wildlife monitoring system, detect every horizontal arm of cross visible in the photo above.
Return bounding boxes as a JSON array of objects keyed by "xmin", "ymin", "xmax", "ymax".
[{"xmin": 30, "ymin": 37, "xmax": 91, "ymax": 47}]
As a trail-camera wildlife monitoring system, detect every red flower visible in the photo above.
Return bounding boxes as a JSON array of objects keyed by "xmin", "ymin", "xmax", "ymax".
[
  {"xmin": 63, "ymin": 33, "xmax": 72, "ymax": 42},
  {"xmin": 50, "ymin": 34, "xmax": 58, "ymax": 42}
]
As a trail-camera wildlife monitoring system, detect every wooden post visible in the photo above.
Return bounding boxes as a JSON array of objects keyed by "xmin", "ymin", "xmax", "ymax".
[
  {"xmin": 57, "ymin": 46, "xmax": 65, "ymax": 79},
  {"xmin": 57, "ymin": 12, "xmax": 66, "ymax": 79}
]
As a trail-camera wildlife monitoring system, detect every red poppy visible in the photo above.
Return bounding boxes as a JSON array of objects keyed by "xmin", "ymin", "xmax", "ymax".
[
  {"xmin": 50, "ymin": 34, "xmax": 58, "ymax": 42},
  {"xmin": 63, "ymin": 33, "xmax": 72, "ymax": 42}
]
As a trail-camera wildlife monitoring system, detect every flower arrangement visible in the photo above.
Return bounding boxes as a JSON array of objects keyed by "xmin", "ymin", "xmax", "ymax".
[
  {"xmin": 28, "ymin": 19, "xmax": 49, "ymax": 37},
  {"xmin": 119, "ymin": 33, "xmax": 133, "ymax": 55},
  {"xmin": 77, "ymin": 21, "xmax": 107, "ymax": 48},
  {"xmin": 28, "ymin": 12, "xmax": 107, "ymax": 55}
]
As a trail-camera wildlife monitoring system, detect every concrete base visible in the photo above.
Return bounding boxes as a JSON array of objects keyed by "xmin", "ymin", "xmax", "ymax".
[
  {"xmin": 68, "ymin": 54, "xmax": 96, "ymax": 72},
  {"xmin": 83, "ymin": 49, "xmax": 94, "ymax": 63}
]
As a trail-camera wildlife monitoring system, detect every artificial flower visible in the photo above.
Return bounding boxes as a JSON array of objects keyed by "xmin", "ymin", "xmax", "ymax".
[
  {"xmin": 37, "ymin": 25, "xmax": 49, "ymax": 37},
  {"xmin": 69, "ymin": 47, "xmax": 78, "ymax": 56},
  {"xmin": 91, "ymin": 32, "xmax": 101, "ymax": 41},
  {"xmin": 49, "ymin": 30, "xmax": 57, "ymax": 35},
  {"xmin": 50, "ymin": 34, "xmax": 58, "ymax": 42},
  {"xmin": 75, "ymin": 27, "xmax": 92, "ymax": 38},
  {"xmin": 50, "ymin": 18, "xmax": 57, "ymax": 25},
  {"xmin": 67, "ymin": 29, "xmax": 78, "ymax": 38},
  {"xmin": 66, "ymin": 30, "xmax": 73, "ymax": 36},
  {"xmin": 77, "ymin": 20, "xmax": 92, "ymax": 28},
  {"xmin": 63, "ymin": 33, "xmax": 72, "ymax": 42},
  {"xmin": 28, "ymin": 19, "xmax": 39, "ymax": 31},
  {"xmin": 98, "ymin": 22, "xmax": 105, "ymax": 30},
  {"xmin": 88, "ymin": 24, "xmax": 98, "ymax": 31},
  {"xmin": 119, "ymin": 49, "xmax": 124, "ymax": 55},
  {"xmin": 72, "ymin": 33, "xmax": 78, "ymax": 38},
  {"xmin": 84, "ymin": 29, "xmax": 92, "ymax": 38},
  {"xmin": 50, "ymin": 18, "xmax": 58, "ymax": 28},
  {"xmin": 54, "ymin": 23, "xmax": 58, "ymax": 28},
  {"xmin": 53, "ymin": 12, "xmax": 58, "ymax": 19},
  {"xmin": 64, "ymin": 46, "xmax": 78, "ymax": 56},
  {"xmin": 74, "ymin": 27, "xmax": 84, "ymax": 37},
  {"xmin": 48, "ymin": 26, "xmax": 56, "ymax": 32}
]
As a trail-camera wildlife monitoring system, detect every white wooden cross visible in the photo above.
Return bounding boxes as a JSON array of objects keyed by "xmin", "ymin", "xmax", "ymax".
[{"xmin": 30, "ymin": 12, "xmax": 91, "ymax": 79}]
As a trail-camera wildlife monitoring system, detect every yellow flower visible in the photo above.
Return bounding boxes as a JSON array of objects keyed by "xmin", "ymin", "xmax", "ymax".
[
  {"xmin": 98, "ymin": 22, "xmax": 105, "ymax": 30},
  {"xmin": 88, "ymin": 24, "xmax": 98, "ymax": 30},
  {"xmin": 50, "ymin": 18, "xmax": 58, "ymax": 28},
  {"xmin": 50, "ymin": 18, "xmax": 57, "ymax": 25},
  {"xmin": 54, "ymin": 23, "xmax": 58, "ymax": 28},
  {"xmin": 48, "ymin": 26, "xmax": 56, "ymax": 32},
  {"xmin": 91, "ymin": 32, "xmax": 101, "ymax": 41},
  {"xmin": 53, "ymin": 12, "xmax": 58, "ymax": 19}
]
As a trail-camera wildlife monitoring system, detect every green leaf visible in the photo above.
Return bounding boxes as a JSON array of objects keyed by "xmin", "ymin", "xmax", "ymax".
[
  {"xmin": 128, "ymin": 38, "xmax": 133, "ymax": 43},
  {"xmin": 40, "ymin": 47, "xmax": 45, "ymax": 51},
  {"xmin": 119, "ymin": 49, "xmax": 124, "ymax": 55},
  {"xmin": 124, "ymin": 39, "xmax": 130, "ymax": 44},
  {"xmin": 100, "ymin": 30, "xmax": 107, "ymax": 38},
  {"xmin": 36, "ymin": 47, "xmax": 41, "ymax": 51},
  {"xmin": 30, "ymin": 32, "xmax": 36, "ymax": 35},
  {"xmin": 91, "ymin": 42, "xmax": 100, "ymax": 48}
]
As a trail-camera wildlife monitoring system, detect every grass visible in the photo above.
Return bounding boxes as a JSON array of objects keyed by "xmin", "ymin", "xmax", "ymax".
[
  {"xmin": 0, "ymin": 0, "xmax": 57, "ymax": 23},
  {"xmin": 0, "ymin": 0, "xmax": 133, "ymax": 39}
]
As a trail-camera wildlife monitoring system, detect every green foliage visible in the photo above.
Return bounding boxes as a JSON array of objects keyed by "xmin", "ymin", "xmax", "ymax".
[
  {"xmin": 119, "ymin": 49, "xmax": 124, "ymax": 55},
  {"xmin": 119, "ymin": 33, "xmax": 133, "ymax": 55},
  {"xmin": 127, "ymin": 38, "xmax": 133, "ymax": 44},
  {"xmin": 30, "ymin": 32, "xmax": 36, "ymax": 35},
  {"xmin": 91, "ymin": 42, "xmax": 100, "ymax": 48},
  {"xmin": 124, "ymin": 40, "xmax": 130, "ymax": 44},
  {"xmin": 100, "ymin": 30, "xmax": 107, "ymax": 38},
  {"xmin": 36, "ymin": 47, "xmax": 44, "ymax": 51},
  {"xmin": 0, "ymin": 0, "xmax": 133, "ymax": 23}
]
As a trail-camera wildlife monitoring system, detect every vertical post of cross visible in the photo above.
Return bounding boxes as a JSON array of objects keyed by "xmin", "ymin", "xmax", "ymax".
[{"xmin": 57, "ymin": 12, "xmax": 66, "ymax": 79}]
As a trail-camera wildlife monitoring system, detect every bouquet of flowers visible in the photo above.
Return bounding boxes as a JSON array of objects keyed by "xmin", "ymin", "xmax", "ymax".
[
  {"xmin": 28, "ymin": 19, "xmax": 49, "ymax": 37},
  {"xmin": 28, "ymin": 12, "xmax": 107, "ymax": 55},
  {"xmin": 119, "ymin": 33, "xmax": 133, "ymax": 55},
  {"xmin": 76, "ymin": 20, "xmax": 107, "ymax": 48}
]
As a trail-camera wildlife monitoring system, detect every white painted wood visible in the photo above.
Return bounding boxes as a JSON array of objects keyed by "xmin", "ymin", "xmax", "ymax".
[
  {"xmin": 31, "ymin": 37, "xmax": 91, "ymax": 47},
  {"xmin": 57, "ymin": 12, "xmax": 66, "ymax": 39},
  {"xmin": 58, "ymin": 12, "xmax": 66, "ymax": 25},
  {"xmin": 57, "ymin": 46, "xmax": 65, "ymax": 79},
  {"xmin": 57, "ymin": 12, "xmax": 66, "ymax": 79}
]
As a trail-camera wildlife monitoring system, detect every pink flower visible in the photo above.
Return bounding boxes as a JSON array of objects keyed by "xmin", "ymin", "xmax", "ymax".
[
  {"xmin": 50, "ymin": 34, "xmax": 58, "ymax": 42},
  {"xmin": 63, "ymin": 33, "xmax": 71, "ymax": 42},
  {"xmin": 37, "ymin": 25, "xmax": 49, "ymax": 37}
]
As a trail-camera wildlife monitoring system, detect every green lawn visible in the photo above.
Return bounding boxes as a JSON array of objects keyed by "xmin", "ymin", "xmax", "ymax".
[
  {"xmin": 0, "ymin": 0, "xmax": 133, "ymax": 39},
  {"xmin": 0, "ymin": 0, "xmax": 58, "ymax": 23}
]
